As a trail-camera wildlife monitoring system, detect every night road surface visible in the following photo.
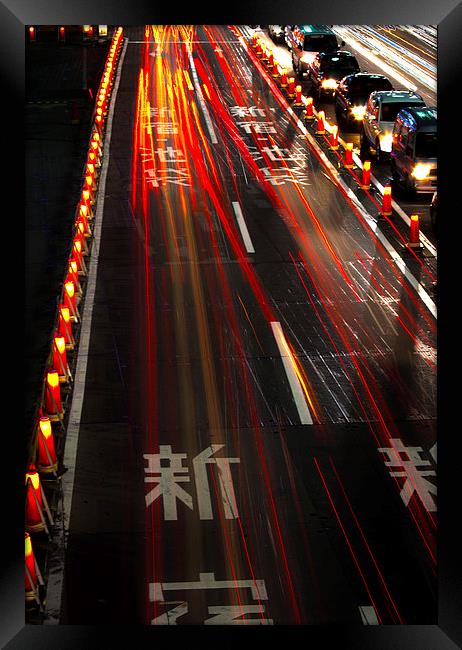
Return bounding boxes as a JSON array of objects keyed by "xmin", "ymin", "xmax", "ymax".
[{"xmin": 50, "ymin": 26, "xmax": 437, "ymax": 626}]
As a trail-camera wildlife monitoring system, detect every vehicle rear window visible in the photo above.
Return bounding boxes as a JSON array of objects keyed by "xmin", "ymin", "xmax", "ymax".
[
  {"xmin": 322, "ymin": 58, "xmax": 359, "ymax": 75},
  {"xmin": 415, "ymin": 131, "xmax": 437, "ymax": 158},
  {"xmin": 303, "ymin": 35, "xmax": 338, "ymax": 52},
  {"xmin": 348, "ymin": 79, "xmax": 393, "ymax": 101},
  {"xmin": 381, "ymin": 101, "xmax": 425, "ymax": 122}
]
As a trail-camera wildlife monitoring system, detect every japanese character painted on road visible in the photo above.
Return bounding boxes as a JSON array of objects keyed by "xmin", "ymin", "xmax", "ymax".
[
  {"xmin": 144, "ymin": 444, "xmax": 240, "ymax": 520},
  {"xmin": 260, "ymin": 166, "xmax": 311, "ymax": 187},
  {"xmin": 151, "ymin": 122, "xmax": 179, "ymax": 135},
  {"xmin": 378, "ymin": 438, "xmax": 437, "ymax": 512},
  {"xmin": 149, "ymin": 572, "xmax": 273, "ymax": 625},
  {"xmin": 236, "ymin": 121, "xmax": 277, "ymax": 134},
  {"xmin": 145, "ymin": 168, "xmax": 191, "ymax": 187},
  {"xmin": 230, "ymin": 105, "xmax": 267, "ymax": 118}
]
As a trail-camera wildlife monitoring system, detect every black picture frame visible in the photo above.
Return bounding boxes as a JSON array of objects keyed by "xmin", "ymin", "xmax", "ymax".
[{"xmin": 3, "ymin": 0, "xmax": 461, "ymax": 647}]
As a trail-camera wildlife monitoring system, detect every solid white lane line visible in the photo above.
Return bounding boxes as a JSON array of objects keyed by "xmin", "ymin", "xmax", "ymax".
[
  {"xmin": 359, "ymin": 605, "xmax": 379, "ymax": 625},
  {"xmin": 270, "ymin": 322, "xmax": 313, "ymax": 425},
  {"xmin": 186, "ymin": 45, "xmax": 218, "ymax": 144},
  {"xmin": 44, "ymin": 37, "xmax": 129, "ymax": 625},
  {"xmin": 232, "ymin": 201, "xmax": 255, "ymax": 253}
]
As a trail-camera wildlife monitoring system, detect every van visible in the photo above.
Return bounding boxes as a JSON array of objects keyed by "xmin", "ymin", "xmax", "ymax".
[
  {"xmin": 289, "ymin": 25, "xmax": 345, "ymax": 78},
  {"xmin": 360, "ymin": 90, "xmax": 426, "ymax": 162},
  {"xmin": 390, "ymin": 106, "xmax": 437, "ymax": 193}
]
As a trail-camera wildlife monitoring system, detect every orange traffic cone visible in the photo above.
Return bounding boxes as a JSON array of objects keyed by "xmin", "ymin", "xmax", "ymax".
[
  {"xmin": 25, "ymin": 532, "xmax": 43, "ymax": 604},
  {"xmin": 45, "ymin": 370, "xmax": 64, "ymax": 422},
  {"xmin": 406, "ymin": 214, "xmax": 423, "ymax": 251},
  {"xmin": 52, "ymin": 334, "xmax": 70, "ymax": 383},
  {"xmin": 25, "ymin": 465, "xmax": 51, "ymax": 533},
  {"xmin": 58, "ymin": 305, "xmax": 75, "ymax": 351},
  {"xmin": 36, "ymin": 416, "xmax": 58, "ymax": 475}
]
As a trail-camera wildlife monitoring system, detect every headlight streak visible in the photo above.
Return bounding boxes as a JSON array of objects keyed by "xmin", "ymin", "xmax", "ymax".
[
  {"xmin": 333, "ymin": 26, "xmax": 435, "ymax": 95},
  {"xmin": 134, "ymin": 26, "xmax": 436, "ymax": 625},
  {"xmin": 136, "ymin": 25, "xmax": 312, "ymax": 624},
  {"xmin": 290, "ymin": 251, "xmax": 436, "ymax": 565},
  {"xmin": 233, "ymin": 29, "xmax": 439, "ymax": 313},
  {"xmin": 205, "ymin": 26, "xmax": 437, "ymax": 454},
  {"xmin": 234, "ymin": 25, "xmax": 437, "ymax": 552},
  {"xmin": 313, "ymin": 457, "xmax": 384, "ymax": 622}
]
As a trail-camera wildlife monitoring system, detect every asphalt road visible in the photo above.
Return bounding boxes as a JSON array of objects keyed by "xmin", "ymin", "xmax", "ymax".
[
  {"xmin": 252, "ymin": 25, "xmax": 437, "ymax": 235},
  {"xmin": 55, "ymin": 25, "xmax": 437, "ymax": 626}
]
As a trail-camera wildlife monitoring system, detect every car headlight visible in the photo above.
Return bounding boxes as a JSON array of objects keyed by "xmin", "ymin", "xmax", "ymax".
[
  {"xmin": 321, "ymin": 78, "xmax": 338, "ymax": 90},
  {"xmin": 379, "ymin": 132, "xmax": 393, "ymax": 152},
  {"xmin": 412, "ymin": 163, "xmax": 431, "ymax": 180},
  {"xmin": 301, "ymin": 52, "xmax": 316, "ymax": 65},
  {"xmin": 350, "ymin": 105, "xmax": 366, "ymax": 120}
]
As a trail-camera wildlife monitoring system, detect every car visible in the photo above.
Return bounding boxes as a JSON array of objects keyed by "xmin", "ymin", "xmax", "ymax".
[
  {"xmin": 268, "ymin": 25, "xmax": 285, "ymax": 44},
  {"xmin": 390, "ymin": 106, "xmax": 437, "ymax": 194},
  {"xmin": 288, "ymin": 25, "xmax": 345, "ymax": 78},
  {"xmin": 334, "ymin": 72, "xmax": 394, "ymax": 130},
  {"xmin": 360, "ymin": 91, "xmax": 427, "ymax": 163},
  {"xmin": 430, "ymin": 191, "xmax": 437, "ymax": 232},
  {"xmin": 360, "ymin": 90, "xmax": 426, "ymax": 162},
  {"xmin": 307, "ymin": 50, "xmax": 360, "ymax": 99}
]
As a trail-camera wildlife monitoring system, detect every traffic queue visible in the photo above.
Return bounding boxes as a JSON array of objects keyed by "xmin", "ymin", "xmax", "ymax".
[{"xmin": 263, "ymin": 25, "xmax": 437, "ymax": 216}]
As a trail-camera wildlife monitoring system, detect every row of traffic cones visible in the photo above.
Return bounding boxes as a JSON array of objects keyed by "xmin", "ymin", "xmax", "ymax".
[{"xmin": 25, "ymin": 27, "xmax": 125, "ymax": 612}]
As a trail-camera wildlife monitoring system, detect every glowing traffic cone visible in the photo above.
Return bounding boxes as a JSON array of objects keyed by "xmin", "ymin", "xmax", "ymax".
[
  {"xmin": 82, "ymin": 187, "xmax": 94, "ymax": 214},
  {"xmin": 280, "ymin": 68, "xmax": 287, "ymax": 87},
  {"xmin": 252, "ymin": 33, "xmax": 258, "ymax": 48},
  {"xmin": 304, "ymin": 97, "xmax": 314, "ymax": 120},
  {"xmin": 316, "ymin": 110, "xmax": 325, "ymax": 134},
  {"xmin": 58, "ymin": 305, "xmax": 74, "ymax": 350},
  {"xmin": 294, "ymin": 85, "xmax": 303, "ymax": 106},
  {"xmin": 74, "ymin": 221, "xmax": 88, "ymax": 255},
  {"xmin": 95, "ymin": 113, "xmax": 103, "ymax": 134},
  {"xmin": 25, "ymin": 465, "xmax": 51, "ymax": 533},
  {"xmin": 29, "ymin": 26, "xmax": 36, "ymax": 42},
  {"xmin": 382, "ymin": 185, "xmax": 392, "ymax": 216},
  {"xmin": 64, "ymin": 279, "xmax": 79, "ymax": 322},
  {"xmin": 59, "ymin": 26, "xmax": 65, "ymax": 43},
  {"xmin": 85, "ymin": 172, "xmax": 96, "ymax": 194},
  {"xmin": 80, "ymin": 193, "xmax": 94, "ymax": 222},
  {"xmin": 361, "ymin": 161, "xmax": 371, "ymax": 190},
  {"xmin": 45, "ymin": 370, "xmax": 64, "ymax": 422},
  {"xmin": 52, "ymin": 334, "xmax": 70, "ymax": 383},
  {"xmin": 25, "ymin": 533, "xmax": 43, "ymax": 604},
  {"xmin": 288, "ymin": 77, "xmax": 295, "ymax": 98},
  {"xmin": 73, "ymin": 239, "xmax": 87, "ymax": 275},
  {"xmin": 68, "ymin": 260, "xmax": 82, "ymax": 295},
  {"xmin": 330, "ymin": 124, "xmax": 339, "ymax": 149},
  {"xmin": 272, "ymin": 60, "xmax": 279, "ymax": 78},
  {"xmin": 268, "ymin": 51, "xmax": 274, "ymax": 67},
  {"xmin": 262, "ymin": 48, "xmax": 268, "ymax": 62},
  {"xmin": 407, "ymin": 214, "xmax": 423, "ymax": 250},
  {"xmin": 36, "ymin": 416, "xmax": 58, "ymax": 474},
  {"xmin": 344, "ymin": 142, "xmax": 354, "ymax": 169}
]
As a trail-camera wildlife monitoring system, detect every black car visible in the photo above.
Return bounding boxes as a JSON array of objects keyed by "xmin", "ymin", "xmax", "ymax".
[
  {"xmin": 307, "ymin": 50, "xmax": 360, "ymax": 99},
  {"xmin": 334, "ymin": 72, "xmax": 394, "ymax": 129}
]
